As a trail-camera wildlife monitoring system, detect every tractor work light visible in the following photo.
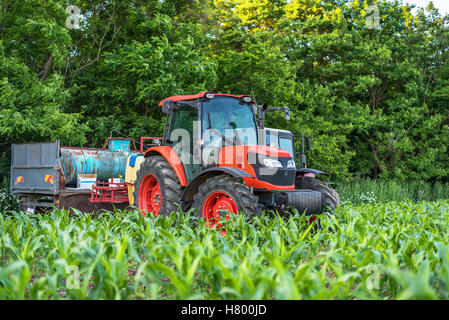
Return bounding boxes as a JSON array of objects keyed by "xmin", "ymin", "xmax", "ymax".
[
  {"xmin": 205, "ymin": 92, "xmax": 214, "ymax": 99},
  {"xmin": 240, "ymin": 96, "xmax": 253, "ymax": 103}
]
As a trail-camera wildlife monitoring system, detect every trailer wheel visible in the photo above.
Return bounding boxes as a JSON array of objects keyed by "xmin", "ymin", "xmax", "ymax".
[
  {"xmin": 192, "ymin": 175, "xmax": 258, "ymax": 234},
  {"xmin": 295, "ymin": 177, "xmax": 340, "ymax": 212},
  {"xmin": 133, "ymin": 156, "xmax": 182, "ymax": 217}
]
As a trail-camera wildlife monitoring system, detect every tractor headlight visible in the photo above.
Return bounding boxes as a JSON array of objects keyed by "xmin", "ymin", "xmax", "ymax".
[
  {"xmin": 240, "ymin": 96, "xmax": 253, "ymax": 103},
  {"xmin": 262, "ymin": 157, "xmax": 283, "ymax": 168},
  {"xmin": 287, "ymin": 159, "xmax": 296, "ymax": 168}
]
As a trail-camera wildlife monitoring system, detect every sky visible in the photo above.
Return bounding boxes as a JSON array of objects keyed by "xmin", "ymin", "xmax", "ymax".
[{"xmin": 404, "ymin": 0, "xmax": 449, "ymax": 15}]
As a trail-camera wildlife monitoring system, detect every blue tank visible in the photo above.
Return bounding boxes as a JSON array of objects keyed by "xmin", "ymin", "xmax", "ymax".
[{"xmin": 60, "ymin": 139, "xmax": 138, "ymax": 186}]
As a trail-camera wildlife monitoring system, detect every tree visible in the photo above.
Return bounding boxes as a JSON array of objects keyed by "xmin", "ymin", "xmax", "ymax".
[{"xmin": 1, "ymin": 0, "xmax": 449, "ymax": 184}]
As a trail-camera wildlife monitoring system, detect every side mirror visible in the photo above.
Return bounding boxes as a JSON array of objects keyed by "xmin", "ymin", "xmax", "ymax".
[
  {"xmin": 162, "ymin": 100, "xmax": 175, "ymax": 115},
  {"xmin": 284, "ymin": 107, "xmax": 291, "ymax": 120},
  {"xmin": 304, "ymin": 136, "xmax": 311, "ymax": 153}
]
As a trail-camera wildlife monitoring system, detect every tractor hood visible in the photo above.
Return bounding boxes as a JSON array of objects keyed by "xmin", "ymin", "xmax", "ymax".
[{"xmin": 218, "ymin": 145, "xmax": 296, "ymax": 190}]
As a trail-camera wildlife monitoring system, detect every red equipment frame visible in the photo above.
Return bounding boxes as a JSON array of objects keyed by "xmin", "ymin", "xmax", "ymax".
[{"xmin": 90, "ymin": 181, "xmax": 129, "ymax": 203}]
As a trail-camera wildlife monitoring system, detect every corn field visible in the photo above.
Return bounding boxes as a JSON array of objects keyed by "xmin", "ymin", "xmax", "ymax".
[{"xmin": 1, "ymin": 201, "xmax": 449, "ymax": 300}]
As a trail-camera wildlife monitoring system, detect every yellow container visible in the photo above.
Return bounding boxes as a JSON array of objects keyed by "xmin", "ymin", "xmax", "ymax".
[{"xmin": 125, "ymin": 155, "xmax": 145, "ymax": 205}]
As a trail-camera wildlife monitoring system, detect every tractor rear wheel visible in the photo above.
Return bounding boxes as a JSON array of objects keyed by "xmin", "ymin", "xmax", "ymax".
[
  {"xmin": 295, "ymin": 177, "xmax": 340, "ymax": 212},
  {"xmin": 133, "ymin": 156, "xmax": 182, "ymax": 217},
  {"xmin": 192, "ymin": 176, "xmax": 258, "ymax": 233}
]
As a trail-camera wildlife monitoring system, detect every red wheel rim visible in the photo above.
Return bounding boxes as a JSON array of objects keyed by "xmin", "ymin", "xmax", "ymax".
[
  {"xmin": 202, "ymin": 191, "xmax": 238, "ymax": 235},
  {"xmin": 139, "ymin": 174, "xmax": 162, "ymax": 217},
  {"xmin": 308, "ymin": 216, "xmax": 317, "ymax": 224}
]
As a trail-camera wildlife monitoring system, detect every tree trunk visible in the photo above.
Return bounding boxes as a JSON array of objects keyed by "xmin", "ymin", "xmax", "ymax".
[{"xmin": 40, "ymin": 55, "xmax": 53, "ymax": 82}]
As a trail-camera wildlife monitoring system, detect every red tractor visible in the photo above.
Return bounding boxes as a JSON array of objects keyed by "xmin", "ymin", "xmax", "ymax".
[{"xmin": 133, "ymin": 92, "xmax": 339, "ymax": 226}]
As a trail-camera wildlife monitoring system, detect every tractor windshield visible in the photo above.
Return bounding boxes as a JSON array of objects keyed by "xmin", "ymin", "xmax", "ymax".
[{"xmin": 201, "ymin": 97, "xmax": 258, "ymax": 146}]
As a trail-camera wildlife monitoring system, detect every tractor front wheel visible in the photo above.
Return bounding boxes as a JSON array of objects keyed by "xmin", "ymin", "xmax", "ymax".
[
  {"xmin": 295, "ymin": 177, "xmax": 340, "ymax": 212},
  {"xmin": 133, "ymin": 156, "xmax": 182, "ymax": 217},
  {"xmin": 192, "ymin": 176, "xmax": 258, "ymax": 233}
]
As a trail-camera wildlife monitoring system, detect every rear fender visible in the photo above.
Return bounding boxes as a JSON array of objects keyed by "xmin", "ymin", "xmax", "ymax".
[{"xmin": 144, "ymin": 146, "xmax": 187, "ymax": 186}]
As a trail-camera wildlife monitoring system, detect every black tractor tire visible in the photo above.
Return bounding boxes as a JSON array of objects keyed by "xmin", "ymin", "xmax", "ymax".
[
  {"xmin": 192, "ymin": 175, "xmax": 258, "ymax": 219},
  {"xmin": 133, "ymin": 156, "xmax": 183, "ymax": 216},
  {"xmin": 19, "ymin": 203, "xmax": 27, "ymax": 212},
  {"xmin": 295, "ymin": 176, "xmax": 340, "ymax": 212}
]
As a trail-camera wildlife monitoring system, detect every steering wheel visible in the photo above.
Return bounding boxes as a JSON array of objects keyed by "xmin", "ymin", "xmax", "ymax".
[{"xmin": 203, "ymin": 128, "xmax": 234, "ymax": 146}]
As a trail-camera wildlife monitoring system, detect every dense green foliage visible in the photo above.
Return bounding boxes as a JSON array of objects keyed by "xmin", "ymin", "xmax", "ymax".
[
  {"xmin": 1, "ymin": 0, "xmax": 449, "ymax": 183},
  {"xmin": 1, "ymin": 202, "xmax": 449, "ymax": 299},
  {"xmin": 0, "ymin": 188, "xmax": 19, "ymax": 212}
]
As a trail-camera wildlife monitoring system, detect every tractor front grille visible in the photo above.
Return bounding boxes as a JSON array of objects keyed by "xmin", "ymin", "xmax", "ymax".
[
  {"xmin": 256, "ymin": 168, "xmax": 296, "ymax": 186},
  {"xmin": 248, "ymin": 153, "xmax": 296, "ymax": 187}
]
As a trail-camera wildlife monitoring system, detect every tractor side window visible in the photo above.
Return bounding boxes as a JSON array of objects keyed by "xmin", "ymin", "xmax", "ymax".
[
  {"xmin": 279, "ymin": 137, "xmax": 294, "ymax": 157},
  {"xmin": 171, "ymin": 105, "xmax": 197, "ymax": 135},
  {"xmin": 169, "ymin": 105, "xmax": 198, "ymax": 165},
  {"xmin": 266, "ymin": 133, "xmax": 278, "ymax": 148}
]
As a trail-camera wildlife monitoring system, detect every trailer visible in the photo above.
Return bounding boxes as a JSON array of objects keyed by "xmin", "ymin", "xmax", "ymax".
[{"xmin": 10, "ymin": 138, "xmax": 144, "ymax": 213}]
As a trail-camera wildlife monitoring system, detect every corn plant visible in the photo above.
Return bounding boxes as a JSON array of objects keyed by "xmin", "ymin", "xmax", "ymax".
[{"xmin": 1, "ymin": 200, "xmax": 449, "ymax": 299}]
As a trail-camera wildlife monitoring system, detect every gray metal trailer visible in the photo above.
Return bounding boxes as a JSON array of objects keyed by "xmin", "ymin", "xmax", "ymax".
[{"xmin": 10, "ymin": 140, "xmax": 129, "ymax": 213}]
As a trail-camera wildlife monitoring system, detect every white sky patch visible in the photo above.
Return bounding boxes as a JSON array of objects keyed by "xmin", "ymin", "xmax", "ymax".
[{"xmin": 404, "ymin": 0, "xmax": 449, "ymax": 16}]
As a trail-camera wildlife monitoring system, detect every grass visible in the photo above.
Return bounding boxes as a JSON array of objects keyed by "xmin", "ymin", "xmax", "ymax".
[
  {"xmin": 1, "ymin": 201, "xmax": 449, "ymax": 299},
  {"xmin": 336, "ymin": 179, "xmax": 449, "ymax": 204}
]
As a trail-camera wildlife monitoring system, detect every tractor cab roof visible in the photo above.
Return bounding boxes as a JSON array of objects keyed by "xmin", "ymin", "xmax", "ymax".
[
  {"xmin": 158, "ymin": 92, "xmax": 251, "ymax": 107},
  {"xmin": 265, "ymin": 128, "xmax": 294, "ymax": 136}
]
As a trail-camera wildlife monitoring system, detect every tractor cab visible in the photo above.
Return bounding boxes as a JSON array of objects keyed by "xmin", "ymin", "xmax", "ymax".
[{"xmin": 160, "ymin": 93, "xmax": 259, "ymax": 181}]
